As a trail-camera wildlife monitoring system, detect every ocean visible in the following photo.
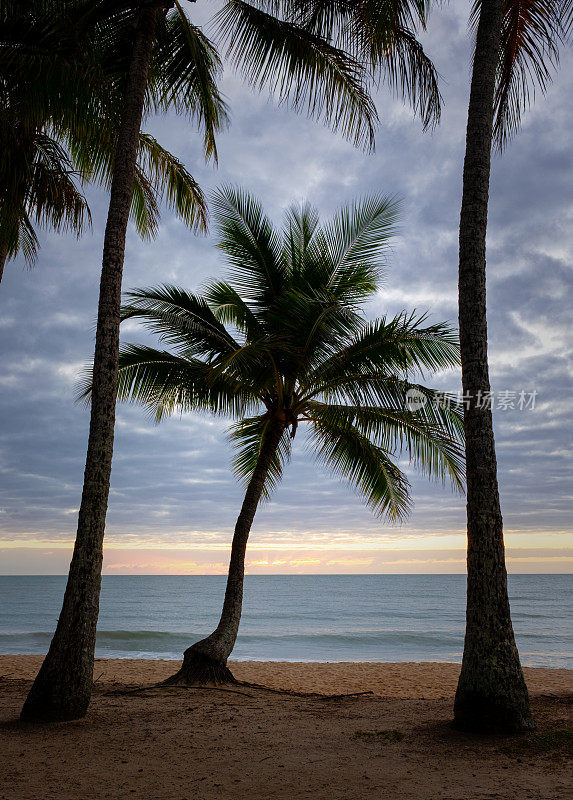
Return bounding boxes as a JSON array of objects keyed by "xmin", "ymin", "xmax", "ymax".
[{"xmin": 0, "ymin": 574, "xmax": 571, "ymax": 668}]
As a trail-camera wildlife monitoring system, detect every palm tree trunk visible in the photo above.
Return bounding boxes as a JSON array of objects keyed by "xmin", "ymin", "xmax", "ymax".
[
  {"xmin": 20, "ymin": 4, "xmax": 159, "ymax": 723},
  {"xmin": 166, "ymin": 419, "xmax": 286, "ymax": 685},
  {"xmin": 454, "ymin": 0, "xmax": 533, "ymax": 733},
  {"xmin": 0, "ymin": 248, "xmax": 6, "ymax": 283}
]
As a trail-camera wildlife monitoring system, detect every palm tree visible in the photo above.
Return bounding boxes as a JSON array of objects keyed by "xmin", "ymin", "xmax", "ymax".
[
  {"xmin": 0, "ymin": 107, "xmax": 208, "ymax": 285},
  {"xmin": 0, "ymin": 1, "xmax": 210, "ymax": 283},
  {"xmin": 17, "ymin": 0, "xmax": 397, "ymax": 722},
  {"xmin": 453, "ymin": 0, "xmax": 568, "ymax": 733},
  {"xmin": 105, "ymin": 186, "xmax": 465, "ymax": 683},
  {"xmin": 0, "ymin": 123, "xmax": 90, "ymax": 283},
  {"xmin": 269, "ymin": 0, "xmax": 568, "ymax": 734},
  {"xmin": 19, "ymin": 0, "xmax": 226, "ymax": 723},
  {"xmin": 0, "ymin": 0, "xmax": 94, "ymax": 281}
]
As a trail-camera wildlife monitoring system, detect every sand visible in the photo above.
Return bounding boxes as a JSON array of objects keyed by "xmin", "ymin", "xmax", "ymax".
[
  {"xmin": 1, "ymin": 655, "xmax": 572, "ymax": 698},
  {"xmin": 1, "ymin": 656, "xmax": 572, "ymax": 799}
]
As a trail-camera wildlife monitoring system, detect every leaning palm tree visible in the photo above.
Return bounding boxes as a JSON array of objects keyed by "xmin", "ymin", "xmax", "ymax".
[
  {"xmin": 20, "ymin": 0, "xmax": 435, "ymax": 721},
  {"xmin": 105, "ymin": 186, "xmax": 465, "ymax": 683},
  {"xmin": 453, "ymin": 0, "xmax": 568, "ymax": 733}
]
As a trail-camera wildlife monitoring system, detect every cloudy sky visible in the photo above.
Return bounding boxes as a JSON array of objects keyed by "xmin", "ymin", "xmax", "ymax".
[{"xmin": 1, "ymin": 1, "xmax": 571, "ymax": 575}]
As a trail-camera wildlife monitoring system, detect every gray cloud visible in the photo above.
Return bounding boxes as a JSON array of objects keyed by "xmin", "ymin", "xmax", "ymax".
[{"xmin": 0, "ymin": 1, "xmax": 571, "ymax": 567}]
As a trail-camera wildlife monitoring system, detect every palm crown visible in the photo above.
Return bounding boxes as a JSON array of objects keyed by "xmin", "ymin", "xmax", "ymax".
[
  {"xmin": 107, "ymin": 186, "xmax": 464, "ymax": 520},
  {"xmin": 0, "ymin": 0, "xmax": 228, "ymax": 267},
  {"xmin": 227, "ymin": 0, "xmax": 441, "ymax": 127},
  {"xmin": 216, "ymin": 0, "xmax": 441, "ymax": 132}
]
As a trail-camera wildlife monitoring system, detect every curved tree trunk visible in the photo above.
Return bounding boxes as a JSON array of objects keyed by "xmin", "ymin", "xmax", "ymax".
[
  {"xmin": 454, "ymin": 0, "xmax": 533, "ymax": 733},
  {"xmin": 20, "ymin": 4, "xmax": 159, "ymax": 723},
  {"xmin": 0, "ymin": 248, "xmax": 6, "ymax": 283},
  {"xmin": 166, "ymin": 419, "xmax": 286, "ymax": 685}
]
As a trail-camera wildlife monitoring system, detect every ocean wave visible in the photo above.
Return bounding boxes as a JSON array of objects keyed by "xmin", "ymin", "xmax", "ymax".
[
  {"xmin": 4, "ymin": 628, "xmax": 568, "ymax": 644},
  {"xmin": 0, "ymin": 628, "xmax": 462, "ymax": 647},
  {"xmin": 1, "ymin": 575, "xmax": 570, "ymax": 668}
]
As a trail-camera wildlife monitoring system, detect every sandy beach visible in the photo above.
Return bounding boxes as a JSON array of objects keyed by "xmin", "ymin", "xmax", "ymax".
[
  {"xmin": 2, "ymin": 654, "xmax": 573, "ymax": 698},
  {"xmin": 1, "ymin": 656, "xmax": 571, "ymax": 800}
]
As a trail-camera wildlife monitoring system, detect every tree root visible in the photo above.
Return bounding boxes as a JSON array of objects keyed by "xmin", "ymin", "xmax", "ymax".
[
  {"xmin": 109, "ymin": 684, "xmax": 253, "ymax": 698},
  {"xmin": 161, "ymin": 651, "xmax": 236, "ymax": 687},
  {"xmin": 236, "ymin": 680, "xmax": 374, "ymax": 699},
  {"xmin": 108, "ymin": 680, "xmax": 373, "ymax": 701},
  {"xmin": 105, "ymin": 652, "xmax": 375, "ymax": 701}
]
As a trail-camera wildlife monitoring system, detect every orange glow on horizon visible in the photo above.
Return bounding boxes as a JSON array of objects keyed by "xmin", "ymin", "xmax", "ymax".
[{"xmin": 1, "ymin": 541, "xmax": 571, "ymax": 575}]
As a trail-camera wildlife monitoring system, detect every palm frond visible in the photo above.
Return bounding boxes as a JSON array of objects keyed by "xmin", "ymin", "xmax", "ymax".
[
  {"xmin": 283, "ymin": 201, "xmax": 320, "ymax": 274},
  {"xmin": 309, "ymin": 412, "xmax": 412, "ymax": 520},
  {"xmin": 0, "ymin": 127, "xmax": 91, "ymax": 262},
  {"xmin": 211, "ymin": 185, "xmax": 284, "ymax": 308},
  {"xmin": 208, "ymin": 337, "xmax": 283, "ymax": 393},
  {"xmin": 130, "ymin": 166, "xmax": 160, "ymax": 240},
  {"xmin": 29, "ymin": 158, "xmax": 90, "ymax": 237},
  {"xmin": 305, "ymin": 313, "xmax": 460, "ymax": 394},
  {"xmin": 362, "ymin": 24, "xmax": 441, "ymax": 129},
  {"xmin": 0, "ymin": 203, "xmax": 39, "ymax": 263},
  {"xmin": 249, "ymin": 1, "xmax": 441, "ymax": 128},
  {"xmin": 79, "ymin": 344, "xmax": 259, "ymax": 422},
  {"xmin": 307, "ymin": 400, "xmax": 465, "ymax": 490},
  {"xmin": 203, "ymin": 280, "xmax": 266, "ymax": 340},
  {"xmin": 563, "ymin": 0, "xmax": 573, "ymax": 35},
  {"xmin": 310, "ymin": 194, "xmax": 401, "ymax": 300},
  {"xmin": 213, "ymin": 0, "xmax": 379, "ymax": 149},
  {"xmin": 121, "ymin": 285, "xmax": 241, "ymax": 360},
  {"xmin": 152, "ymin": 2, "xmax": 228, "ymax": 161},
  {"xmin": 269, "ymin": 285, "xmax": 362, "ymax": 378},
  {"xmin": 271, "ymin": 0, "xmax": 431, "ymax": 41},
  {"xmin": 137, "ymin": 133, "xmax": 208, "ymax": 232},
  {"xmin": 470, "ymin": 0, "xmax": 563, "ymax": 149}
]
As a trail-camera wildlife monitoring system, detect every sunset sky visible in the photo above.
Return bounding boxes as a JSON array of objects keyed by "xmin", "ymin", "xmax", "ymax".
[{"xmin": 1, "ymin": 1, "xmax": 572, "ymax": 575}]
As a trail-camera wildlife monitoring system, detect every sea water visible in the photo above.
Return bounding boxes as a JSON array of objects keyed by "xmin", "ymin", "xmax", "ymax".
[{"xmin": 0, "ymin": 574, "xmax": 571, "ymax": 667}]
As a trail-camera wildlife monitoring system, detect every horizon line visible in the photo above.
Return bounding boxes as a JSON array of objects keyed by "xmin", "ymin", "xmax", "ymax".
[{"xmin": 2, "ymin": 572, "xmax": 571, "ymax": 578}]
